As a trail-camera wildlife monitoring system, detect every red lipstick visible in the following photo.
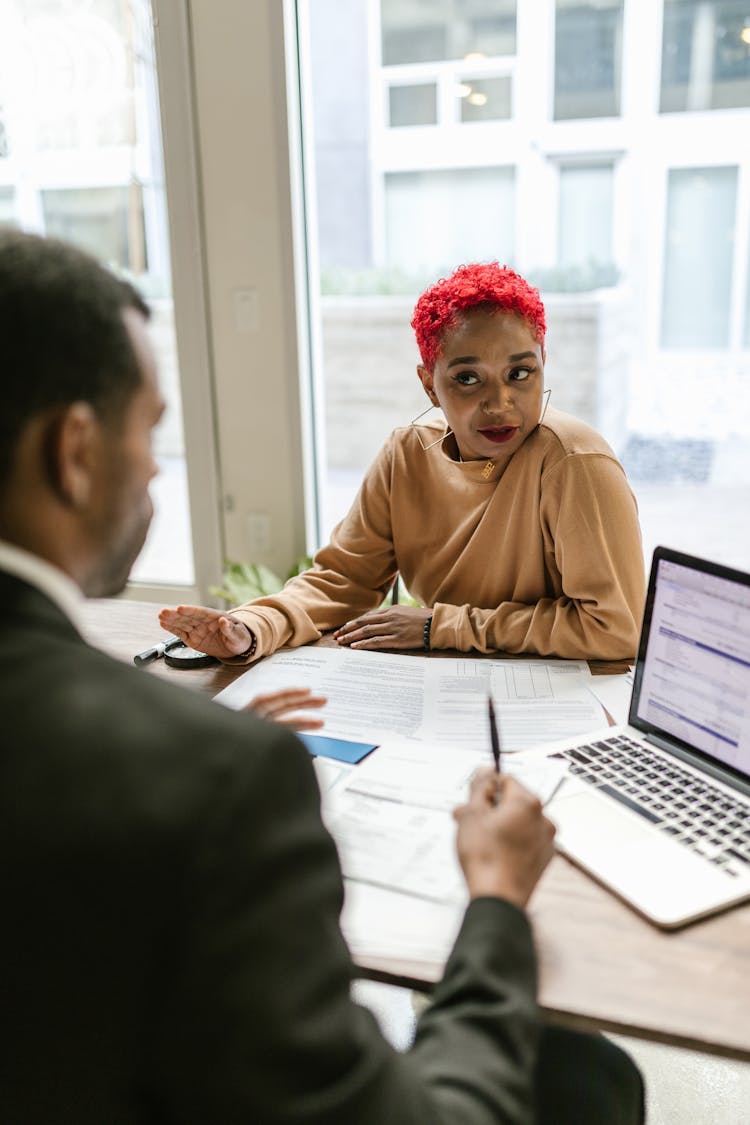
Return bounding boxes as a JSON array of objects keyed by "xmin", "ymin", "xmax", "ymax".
[{"xmin": 478, "ymin": 426, "xmax": 518, "ymax": 444}]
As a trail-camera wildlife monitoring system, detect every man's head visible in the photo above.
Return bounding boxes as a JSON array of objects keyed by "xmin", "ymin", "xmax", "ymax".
[
  {"xmin": 411, "ymin": 262, "xmax": 546, "ymax": 372},
  {"xmin": 0, "ymin": 230, "xmax": 164, "ymax": 595}
]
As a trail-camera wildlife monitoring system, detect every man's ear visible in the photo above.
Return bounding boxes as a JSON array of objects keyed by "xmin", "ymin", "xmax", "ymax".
[
  {"xmin": 417, "ymin": 364, "xmax": 439, "ymax": 406},
  {"xmin": 45, "ymin": 402, "xmax": 100, "ymax": 509}
]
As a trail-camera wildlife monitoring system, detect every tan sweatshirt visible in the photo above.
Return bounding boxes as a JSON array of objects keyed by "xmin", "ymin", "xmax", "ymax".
[{"xmin": 233, "ymin": 408, "xmax": 645, "ymax": 661}]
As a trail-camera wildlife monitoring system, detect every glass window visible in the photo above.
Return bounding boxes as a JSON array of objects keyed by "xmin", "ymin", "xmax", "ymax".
[
  {"xmin": 558, "ymin": 162, "xmax": 614, "ymax": 272},
  {"xmin": 0, "ymin": 105, "xmax": 8, "ymax": 158},
  {"xmin": 0, "ymin": 188, "xmax": 14, "ymax": 225},
  {"xmin": 300, "ymin": 0, "xmax": 750, "ymax": 569},
  {"xmin": 381, "ymin": 0, "xmax": 516, "ymax": 66},
  {"xmin": 41, "ymin": 186, "xmax": 143, "ymax": 272},
  {"xmin": 661, "ymin": 166, "xmax": 737, "ymax": 349},
  {"xmin": 0, "ymin": 0, "xmax": 192, "ymax": 586},
  {"xmin": 554, "ymin": 0, "xmax": 623, "ymax": 120},
  {"xmin": 385, "ymin": 167, "xmax": 515, "ymax": 278},
  {"xmin": 389, "ymin": 83, "xmax": 438, "ymax": 127},
  {"xmin": 459, "ymin": 75, "xmax": 512, "ymax": 121},
  {"xmin": 661, "ymin": 0, "xmax": 750, "ymax": 112}
]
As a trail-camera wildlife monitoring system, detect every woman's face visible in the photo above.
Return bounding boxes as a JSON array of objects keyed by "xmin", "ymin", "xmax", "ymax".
[{"xmin": 417, "ymin": 308, "xmax": 545, "ymax": 464}]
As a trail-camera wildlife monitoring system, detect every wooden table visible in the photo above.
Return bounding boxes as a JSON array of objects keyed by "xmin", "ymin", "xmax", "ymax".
[{"xmin": 81, "ymin": 597, "xmax": 750, "ymax": 1062}]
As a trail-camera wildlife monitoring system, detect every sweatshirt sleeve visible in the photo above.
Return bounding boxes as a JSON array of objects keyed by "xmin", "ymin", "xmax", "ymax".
[
  {"xmin": 229, "ymin": 439, "xmax": 399, "ymax": 661},
  {"xmin": 431, "ymin": 453, "xmax": 645, "ymax": 660}
]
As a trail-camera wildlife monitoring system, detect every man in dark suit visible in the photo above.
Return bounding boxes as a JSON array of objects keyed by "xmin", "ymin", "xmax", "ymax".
[{"xmin": 0, "ymin": 230, "xmax": 643, "ymax": 1123}]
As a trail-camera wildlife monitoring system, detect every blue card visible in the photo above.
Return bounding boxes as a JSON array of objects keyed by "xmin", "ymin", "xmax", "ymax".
[{"xmin": 298, "ymin": 733, "xmax": 378, "ymax": 764}]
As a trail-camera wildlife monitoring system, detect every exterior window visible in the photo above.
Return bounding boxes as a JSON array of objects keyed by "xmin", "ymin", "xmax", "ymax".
[
  {"xmin": 558, "ymin": 162, "xmax": 614, "ymax": 273},
  {"xmin": 0, "ymin": 106, "xmax": 8, "ymax": 158},
  {"xmin": 459, "ymin": 75, "xmax": 512, "ymax": 121},
  {"xmin": 41, "ymin": 186, "xmax": 145, "ymax": 273},
  {"xmin": 661, "ymin": 0, "xmax": 750, "ymax": 112},
  {"xmin": 0, "ymin": 188, "xmax": 14, "ymax": 224},
  {"xmin": 389, "ymin": 84, "xmax": 438, "ymax": 127},
  {"xmin": 0, "ymin": 0, "xmax": 192, "ymax": 586},
  {"xmin": 661, "ymin": 166, "xmax": 737, "ymax": 349},
  {"xmin": 554, "ymin": 0, "xmax": 623, "ymax": 120},
  {"xmin": 381, "ymin": 0, "xmax": 516, "ymax": 66},
  {"xmin": 385, "ymin": 167, "xmax": 515, "ymax": 277}
]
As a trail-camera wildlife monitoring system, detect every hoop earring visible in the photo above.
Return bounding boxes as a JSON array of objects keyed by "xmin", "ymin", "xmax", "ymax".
[
  {"xmin": 409, "ymin": 403, "xmax": 453, "ymax": 452},
  {"xmin": 539, "ymin": 388, "xmax": 551, "ymax": 425}
]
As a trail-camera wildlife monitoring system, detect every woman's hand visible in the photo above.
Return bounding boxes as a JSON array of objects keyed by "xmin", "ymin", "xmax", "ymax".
[
  {"xmin": 333, "ymin": 606, "xmax": 432, "ymax": 651},
  {"xmin": 159, "ymin": 604, "xmax": 253, "ymax": 660},
  {"xmin": 247, "ymin": 688, "xmax": 327, "ymax": 732}
]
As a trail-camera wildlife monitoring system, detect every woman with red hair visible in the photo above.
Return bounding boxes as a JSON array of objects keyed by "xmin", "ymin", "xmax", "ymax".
[{"xmin": 161, "ymin": 262, "xmax": 644, "ymax": 663}]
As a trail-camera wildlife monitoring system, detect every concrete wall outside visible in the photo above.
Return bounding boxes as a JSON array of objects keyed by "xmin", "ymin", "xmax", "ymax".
[{"xmin": 320, "ymin": 287, "xmax": 633, "ymax": 473}]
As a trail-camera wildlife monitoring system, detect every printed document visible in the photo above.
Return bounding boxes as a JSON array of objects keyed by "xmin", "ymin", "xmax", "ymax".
[{"xmin": 215, "ymin": 646, "xmax": 603, "ymax": 752}]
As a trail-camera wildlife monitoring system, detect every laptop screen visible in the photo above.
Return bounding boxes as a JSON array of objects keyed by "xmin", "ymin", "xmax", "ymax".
[{"xmin": 632, "ymin": 548, "xmax": 750, "ymax": 782}]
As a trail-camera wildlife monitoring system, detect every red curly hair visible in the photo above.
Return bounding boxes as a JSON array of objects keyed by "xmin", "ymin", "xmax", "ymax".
[{"xmin": 411, "ymin": 262, "xmax": 546, "ymax": 371}]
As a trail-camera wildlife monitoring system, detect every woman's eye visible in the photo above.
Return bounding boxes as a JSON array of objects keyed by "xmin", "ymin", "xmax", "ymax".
[
  {"xmin": 509, "ymin": 366, "xmax": 532, "ymax": 382},
  {"xmin": 454, "ymin": 371, "xmax": 479, "ymax": 386}
]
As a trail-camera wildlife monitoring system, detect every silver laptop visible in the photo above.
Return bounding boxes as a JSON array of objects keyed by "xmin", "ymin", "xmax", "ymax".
[{"xmin": 545, "ymin": 546, "xmax": 750, "ymax": 928}]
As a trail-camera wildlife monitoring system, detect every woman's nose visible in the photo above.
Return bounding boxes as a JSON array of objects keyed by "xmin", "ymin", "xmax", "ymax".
[{"xmin": 483, "ymin": 380, "xmax": 513, "ymax": 413}]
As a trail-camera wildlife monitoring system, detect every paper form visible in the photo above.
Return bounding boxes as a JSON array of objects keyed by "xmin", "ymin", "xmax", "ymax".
[
  {"xmin": 323, "ymin": 791, "xmax": 465, "ymax": 904},
  {"xmin": 419, "ymin": 658, "xmax": 603, "ymax": 752},
  {"xmin": 341, "ymin": 880, "xmax": 464, "ymax": 967},
  {"xmin": 336, "ymin": 740, "xmax": 568, "ymax": 811},
  {"xmin": 321, "ymin": 740, "xmax": 566, "ymax": 905},
  {"xmin": 586, "ymin": 669, "xmax": 634, "ymax": 726},
  {"xmin": 215, "ymin": 647, "xmax": 604, "ymax": 753},
  {"xmin": 216, "ymin": 648, "xmax": 427, "ymax": 743}
]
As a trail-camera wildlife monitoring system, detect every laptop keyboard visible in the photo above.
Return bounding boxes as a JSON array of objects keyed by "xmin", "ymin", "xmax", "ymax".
[{"xmin": 554, "ymin": 734, "xmax": 750, "ymax": 878}]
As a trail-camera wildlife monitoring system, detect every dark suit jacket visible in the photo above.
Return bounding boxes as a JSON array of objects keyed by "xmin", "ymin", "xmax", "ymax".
[{"xmin": 0, "ymin": 572, "xmax": 540, "ymax": 1124}]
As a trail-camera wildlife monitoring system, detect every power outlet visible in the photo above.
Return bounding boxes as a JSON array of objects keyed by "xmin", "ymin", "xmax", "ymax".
[{"xmin": 246, "ymin": 512, "xmax": 272, "ymax": 554}]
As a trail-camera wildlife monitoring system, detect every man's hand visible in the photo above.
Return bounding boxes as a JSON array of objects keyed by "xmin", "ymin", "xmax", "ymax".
[
  {"xmin": 247, "ymin": 688, "xmax": 326, "ymax": 732},
  {"xmin": 333, "ymin": 606, "xmax": 431, "ymax": 651},
  {"xmin": 453, "ymin": 770, "xmax": 556, "ymax": 909},
  {"xmin": 159, "ymin": 604, "xmax": 253, "ymax": 660}
]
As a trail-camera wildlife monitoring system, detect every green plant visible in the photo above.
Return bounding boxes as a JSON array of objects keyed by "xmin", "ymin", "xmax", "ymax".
[{"xmin": 210, "ymin": 557, "xmax": 313, "ymax": 607}]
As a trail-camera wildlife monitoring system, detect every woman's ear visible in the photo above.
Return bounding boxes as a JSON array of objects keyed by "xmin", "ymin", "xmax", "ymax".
[
  {"xmin": 417, "ymin": 364, "xmax": 439, "ymax": 406},
  {"xmin": 46, "ymin": 402, "xmax": 99, "ymax": 509}
]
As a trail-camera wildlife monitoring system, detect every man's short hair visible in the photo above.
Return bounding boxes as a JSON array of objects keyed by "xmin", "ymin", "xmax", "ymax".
[
  {"xmin": 411, "ymin": 262, "xmax": 547, "ymax": 371},
  {"xmin": 0, "ymin": 229, "xmax": 150, "ymax": 481}
]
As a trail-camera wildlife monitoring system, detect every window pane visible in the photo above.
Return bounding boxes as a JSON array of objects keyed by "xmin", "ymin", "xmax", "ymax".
[
  {"xmin": 0, "ymin": 104, "xmax": 8, "ymax": 158},
  {"xmin": 558, "ymin": 163, "xmax": 614, "ymax": 270},
  {"xmin": 660, "ymin": 166, "xmax": 737, "ymax": 349},
  {"xmin": 301, "ymin": 0, "xmax": 750, "ymax": 571},
  {"xmin": 385, "ymin": 167, "xmax": 515, "ymax": 277},
  {"xmin": 389, "ymin": 84, "xmax": 437, "ymax": 127},
  {"xmin": 459, "ymin": 75, "xmax": 512, "ymax": 121},
  {"xmin": 41, "ymin": 186, "xmax": 143, "ymax": 271},
  {"xmin": 0, "ymin": 0, "xmax": 192, "ymax": 585},
  {"xmin": 381, "ymin": 0, "xmax": 516, "ymax": 65},
  {"xmin": 661, "ymin": 0, "xmax": 750, "ymax": 112},
  {"xmin": 0, "ymin": 188, "xmax": 14, "ymax": 224},
  {"xmin": 554, "ymin": 0, "xmax": 623, "ymax": 120}
]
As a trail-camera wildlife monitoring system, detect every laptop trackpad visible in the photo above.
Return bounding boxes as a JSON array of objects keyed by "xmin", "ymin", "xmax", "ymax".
[{"xmin": 548, "ymin": 782, "xmax": 736, "ymax": 927}]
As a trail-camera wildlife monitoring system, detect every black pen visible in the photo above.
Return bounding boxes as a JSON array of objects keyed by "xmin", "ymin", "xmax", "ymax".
[
  {"xmin": 133, "ymin": 637, "xmax": 182, "ymax": 667},
  {"xmin": 488, "ymin": 695, "xmax": 501, "ymax": 775}
]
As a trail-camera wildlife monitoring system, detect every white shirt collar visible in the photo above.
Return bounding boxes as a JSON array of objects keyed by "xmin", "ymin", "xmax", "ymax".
[{"xmin": 0, "ymin": 540, "xmax": 86, "ymax": 632}]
